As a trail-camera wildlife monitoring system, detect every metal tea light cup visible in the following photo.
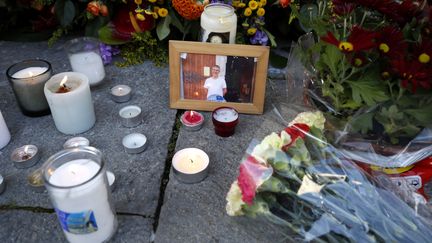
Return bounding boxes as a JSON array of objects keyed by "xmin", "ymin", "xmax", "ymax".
[{"xmin": 11, "ymin": 145, "xmax": 40, "ymax": 169}]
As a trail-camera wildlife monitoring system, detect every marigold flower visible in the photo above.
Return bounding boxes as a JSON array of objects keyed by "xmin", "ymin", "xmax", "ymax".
[
  {"xmin": 158, "ymin": 8, "xmax": 168, "ymax": 17},
  {"xmin": 244, "ymin": 7, "xmax": 252, "ymax": 17},
  {"xmin": 100, "ymin": 4, "xmax": 108, "ymax": 17},
  {"xmin": 136, "ymin": 13, "xmax": 145, "ymax": 21},
  {"xmin": 260, "ymin": 0, "xmax": 267, "ymax": 6},
  {"xmin": 148, "ymin": 0, "xmax": 157, "ymax": 2},
  {"xmin": 152, "ymin": 12, "xmax": 158, "ymax": 19},
  {"xmin": 321, "ymin": 26, "xmax": 376, "ymax": 53},
  {"xmin": 144, "ymin": 8, "xmax": 153, "ymax": 15},
  {"xmin": 135, "ymin": 7, "xmax": 144, "ymax": 13},
  {"xmin": 256, "ymin": 7, "xmax": 265, "ymax": 16},
  {"xmin": 248, "ymin": 0, "xmax": 259, "ymax": 10},
  {"xmin": 279, "ymin": 0, "xmax": 291, "ymax": 8},
  {"xmin": 172, "ymin": 0, "xmax": 204, "ymax": 20},
  {"xmin": 247, "ymin": 27, "xmax": 257, "ymax": 35},
  {"xmin": 87, "ymin": 1, "xmax": 100, "ymax": 16},
  {"xmin": 134, "ymin": 0, "xmax": 142, "ymax": 4},
  {"xmin": 238, "ymin": 2, "xmax": 246, "ymax": 8}
]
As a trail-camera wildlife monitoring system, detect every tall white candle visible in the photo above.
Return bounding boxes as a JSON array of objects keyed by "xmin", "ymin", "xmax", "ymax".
[
  {"xmin": 44, "ymin": 72, "xmax": 96, "ymax": 134},
  {"xmin": 0, "ymin": 111, "xmax": 11, "ymax": 150},
  {"xmin": 69, "ymin": 52, "xmax": 105, "ymax": 86},
  {"xmin": 48, "ymin": 159, "xmax": 116, "ymax": 243},
  {"xmin": 200, "ymin": 3, "xmax": 237, "ymax": 44}
]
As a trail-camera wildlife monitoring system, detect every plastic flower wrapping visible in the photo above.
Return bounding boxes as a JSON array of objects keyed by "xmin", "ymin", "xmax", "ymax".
[{"xmin": 226, "ymin": 111, "xmax": 432, "ymax": 241}]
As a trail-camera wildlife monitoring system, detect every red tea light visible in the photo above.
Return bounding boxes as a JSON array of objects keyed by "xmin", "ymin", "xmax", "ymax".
[
  {"xmin": 181, "ymin": 110, "xmax": 204, "ymax": 131},
  {"xmin": 212, "ymin": 107, "xmax": 239, "ymax": 137}
]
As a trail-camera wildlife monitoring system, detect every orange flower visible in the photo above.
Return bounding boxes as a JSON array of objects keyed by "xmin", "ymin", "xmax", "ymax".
[
  {"xmin": 172, "ymin": 0, "xmax": 204, "ymax": 20},
  {"xmin": 100, "ymin": 4, "xmax": 109, "ymax": 17},
  {"xmin": 87, "ymin": 1, "xmax": 100, "ymax": 16},
  {"xmin": 279, "ymin": 0, "xmax": 291, "ymax": 8}
]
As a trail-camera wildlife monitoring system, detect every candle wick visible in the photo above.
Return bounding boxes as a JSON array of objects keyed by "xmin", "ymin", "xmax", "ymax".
[{"xmin": 190, "ymin": 159, "xmax": 194, "ymax": 163}]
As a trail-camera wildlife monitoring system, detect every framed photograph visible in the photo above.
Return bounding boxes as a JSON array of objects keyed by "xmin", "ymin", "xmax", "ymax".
[{"xmin": 169, "ymin": 40, "xmax": 269, "ymax": 114}]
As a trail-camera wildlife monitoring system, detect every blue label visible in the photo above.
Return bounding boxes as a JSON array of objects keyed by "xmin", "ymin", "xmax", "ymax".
[{"xmin": 55, "ymin": 208, "xmax": 98, "ymax": 234}]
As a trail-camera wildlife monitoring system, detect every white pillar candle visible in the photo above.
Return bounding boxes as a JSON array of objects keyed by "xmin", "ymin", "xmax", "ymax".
[
  {"xmin": 0, "ymin": 111, "xmax": 11, "ymax": 150},
  {"xmin": 44, "ymin": 72, "xmax": 96, "ymax": 134},
  {"xmin": 69, "ymin": 52, "xmax": 105, "ymax": 86},
  {"xmin": 200, "ymin": 3, "xmax": 237, "ymax": 44},
  {"xmin": 48, "ymin": 159, "xmax": 116, "ymax": 243}
]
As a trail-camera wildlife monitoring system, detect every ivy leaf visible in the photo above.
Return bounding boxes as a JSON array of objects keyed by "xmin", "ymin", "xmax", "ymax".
[
  {"xmin": 55, "ymin": 0, "xmax": 75, "ymax": 27},
  {"xmin": 156, "ymin": 15, "xmax": 171, "ymax": 40},
  {"xmin": 347, "ymin": 78, "xmax": 388, "ymax": 106}
]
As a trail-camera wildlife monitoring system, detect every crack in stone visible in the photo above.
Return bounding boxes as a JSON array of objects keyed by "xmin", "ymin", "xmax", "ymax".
[{"xmin": 152, "ymin": 110, "xmax": 182, "ymax": 233}]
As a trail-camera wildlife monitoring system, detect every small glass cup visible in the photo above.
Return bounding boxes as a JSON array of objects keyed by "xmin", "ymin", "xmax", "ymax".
[
  {"xmin": 65, "ymin": 37, "xmax": 106, "ymax": 86},
  {"xmin": 6, "ymin": 59, "xmax": 52, "ymax": 117},
  {"xmin": 43, "ymin": 146, "xmax": 117, "ymax": 243}
]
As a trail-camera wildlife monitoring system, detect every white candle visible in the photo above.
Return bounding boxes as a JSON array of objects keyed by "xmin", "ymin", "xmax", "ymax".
[
  {"xmin": 0, "ymin": 111, "xmax": 11, "ymax": 150},
  {"xmin": 213, "ymin": 107, "xmax": 238, "ymax": 122},
  {"xmin": 172, "ymin": 148, "xmax": 209, "ymax": 174},
  {"xmin": 110, "ymin": 85, "xmax": 132, "ymax": 103},
  {"xmin": 69, "ymin": 52, "xmax": 105, "ymax": 86},
  {"xmin": 200, "ymin": 3, "xmax": 237, "ymax": 44},
  {"xmin": 122, "ymin": 133, "xmax": 147, "ymax": 154},
  {"xmin": 12, "ymin": 67, "xmax": 48, "ymax": 78},
  {"xmin": 44, "ymin": 72, "xmax": 96, "ymax": 134},
  {"xmin": 48, "ymin": 159, "xmax": 116, "ymax": 243},
  {"xmin": 119, "ymin": 105, "xmax": 142, "ymax": 127}
]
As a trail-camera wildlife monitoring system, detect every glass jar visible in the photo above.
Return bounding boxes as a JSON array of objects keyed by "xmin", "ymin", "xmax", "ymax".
[
  {"xmin": 200, "ymin": 3, "xmax": 237, "ymax": 44},
  {"xmin": 43, "ymin": 146, "xmax": 117, "ymax": 243},
  {"xmin": 6, "ymin": 59, "xmax": 52, "ymax": 117},
  {"xmin": 65, "ymin": 37, "xmax": 106, "ymax": 86}
]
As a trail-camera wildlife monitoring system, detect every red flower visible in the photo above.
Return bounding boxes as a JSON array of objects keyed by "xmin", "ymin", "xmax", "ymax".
[
  {"xmin": 279, "ymin": 0, "xmax": 291, "ymax": 8},
  {"xmin": 87, "ymin": 1, "xmax": 100, "ymax": 16},
  {"xmin": 282, "ymin": 123, "xmax": 310, "ymax": 150},
  {"xmin": 392, "ymin": 58, "xmax": 432, "ymax": 93},
  {"xmin": 351, "ymin": 52, "xmax": 368, "ymax": 67},
  {"xmin": 321, "ymin": 26, "xmax": 376, "ymax": 53},
  {"xmin": 376, "ymin": 26, "xmax": 406, "ymax": 58},
  {"xmin": 332, "ymin": 0, "xmax": 357, "ymax": 16},
  {"xmin": 237, "ymin": 156, "xmax": 272, "ymax": 205}
]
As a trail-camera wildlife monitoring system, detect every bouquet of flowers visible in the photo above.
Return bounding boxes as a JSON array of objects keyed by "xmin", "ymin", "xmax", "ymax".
[
  {"xmin": 226, "ymin": 111, "xmax": 432, "ymax": 241},
  {"xmin": 285, "ymin": 0, "xmax": 432, "ymax": 145}
]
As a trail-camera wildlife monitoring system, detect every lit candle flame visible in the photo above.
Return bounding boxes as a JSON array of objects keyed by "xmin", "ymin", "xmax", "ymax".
[
  {"xmin": 59, "ymin": 76, "xmax": 68, "ymax": 87},
  {"xmin": 190, "ymin": 111, "xmax": 195, "ymax": 118},
  {"xmin": 24, "ymin": 145, "xmax": 29, "ymax": 154},
  {"xmin": 28, "ymin": 71, "xmax": 34, "ymax": 77}
]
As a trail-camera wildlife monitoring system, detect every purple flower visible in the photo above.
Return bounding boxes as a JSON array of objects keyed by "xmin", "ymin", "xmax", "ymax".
[
  {"xmin": 99, "ymin": 43, "xmax": 120, "ymax": 65},
  {"xmin": 250, "ymin": 30, "xmax": 268, "ymax": 46}
]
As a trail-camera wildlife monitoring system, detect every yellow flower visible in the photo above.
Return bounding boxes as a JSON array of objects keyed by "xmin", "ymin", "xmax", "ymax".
[
  {"xmin": 148, "ymin": 0, "xmax": 157, "ymax": 2},
  {"xmin": 248, "ymin": 0, "xmax": 258, "ymax": 10},
  {"xmin": 247, "ymin": 27, "xmax": 257, "ymax": 35},
  {"xmin": 136, "ymin": 13, "xmax": 145, "ymax": 21},
  {"xmin": 152, "ymin": 12, "xmax": 159, "ymax": 19},
  {"xmin": 260, "ymin": 0, "xmax": 267, "ymax": 6},
  {"xmin": 144, "ymin": 8, "xmax": 153, "ymax": 15},
  {"xmin": 419, "ymin": 53, "xmax": 430, "ymax": 63},
  {"xmin": 154, "ymin": 6, "xmax": 160, "ymax": 12},
  {"xmin": 244, "ymin": 7, "xmax": 252, "ymax": 16},
  {"xmin": 256, "ymin": 7, "xmax": 265, "ymax": 16},
  {"xmin": 158, "ymin": 8, "xmax": 168, "ymax": 17},
  {"xmin": 226, "ymin": 181, "xmax": 245, "ymax": 216},
  {"xmin": 134, "ymin": 0, "xmax": 142, "ymax": 4},
  {"xmin": 238, "ymin": 2, "xmax": 246, "ymax": 8},
  {"xmin": 289, "ymin": 111, "xmax": 326, "ymax": 130},
  {"xmin": 232, "ymin": 0, "xmax": 240, "ymax": 7},
  {"xmin": 135, "ymin": 7, "xmax": 144, "ymax": 13}
]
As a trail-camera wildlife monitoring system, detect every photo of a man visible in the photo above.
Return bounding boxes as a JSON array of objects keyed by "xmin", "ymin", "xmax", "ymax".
[{"xmin": 204, "ymin": 65, "xmax": 227, "ymax": 102}]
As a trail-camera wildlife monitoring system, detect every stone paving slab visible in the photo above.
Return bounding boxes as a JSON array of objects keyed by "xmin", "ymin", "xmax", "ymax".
[
  {"xmin": 0, "ymin": 211, "xmax": 152, "ymax": 243},
  {"xmin": 0, "ymin": 40, "xmax": 176, "ymax": 216}
]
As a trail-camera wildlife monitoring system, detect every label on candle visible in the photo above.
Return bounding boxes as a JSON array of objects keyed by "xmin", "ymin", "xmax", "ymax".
[
  {"xmin": 55, "ymin": 208, "xmax": 98, "ymax": 234},
  {"xmin": 213, "ymin": 108, "xmax": 238, "ymax": 122}
]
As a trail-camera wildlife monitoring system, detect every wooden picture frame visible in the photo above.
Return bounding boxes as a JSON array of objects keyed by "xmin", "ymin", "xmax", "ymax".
[{"xmin": 169, "ymin": 40, "xmax": 269, "ymax": 114}]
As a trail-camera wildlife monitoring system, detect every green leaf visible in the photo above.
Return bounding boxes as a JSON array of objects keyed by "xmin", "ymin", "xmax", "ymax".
[
  {"xmin": 156, "ymin": 15, "xmax": 171, "ymax": 40},
  {"xmin": 321, "ymin": 45, "xmax": 342, "ymax": 78},
  {"xmin": 262, "ymin": 28, "xmax": 277, "ymax": 47},
  {"xmin": 349, "ymin": 112, "xmax": 374, "ymax": 134},
  {"xmin": 98, "ymin": 25, "xmax": 129, "ymax": 45},
  {"xmin": 404, "ymin": 103, "xmax": 432, "ymax": 126},
  {"xmin": 55, "ymin": 0, "xmax": 75, "ymax": 27},
  {"xmin": 169, "ymin": 9, "xmax": 185, "ymax": 33},
  {"xmin": 85, "ymin": 16, "xmax": 109, "ymax": 37},
  {"xmin": 348, "ymin": 79, "xmax": 388, "ymax": 106}
]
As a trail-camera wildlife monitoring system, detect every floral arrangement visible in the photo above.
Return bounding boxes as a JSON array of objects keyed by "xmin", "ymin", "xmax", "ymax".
[
  {"xmin": 287, "ymin": 0, "xmax": 432, "ymax": 144},
  {"xmin": 226, "ymin": 111, "xmax": 432, "ymax": 241}
]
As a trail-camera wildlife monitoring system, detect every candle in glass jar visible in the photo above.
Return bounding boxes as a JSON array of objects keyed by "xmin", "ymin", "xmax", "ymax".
[
  {"xmin": 0, "ymin": 111, "xmax": 11, "ymax": 150},
  {"xmin": 212, "ymin": 106, "xmax": 239, "ymax": 137},
  {"xmin": 172, "ymin": 148, "xmax": 209, "ymax": 183},
  {"xmin": 6, "ymin": 59, "xmax": 52, "ymax": 116},
  {"xmin": 44, "ymin": 72, "xmax": 96, "ymax": 134},
  {"xmin": 200, "ymin": 3, "xmax": 237, "ymax": 44}
]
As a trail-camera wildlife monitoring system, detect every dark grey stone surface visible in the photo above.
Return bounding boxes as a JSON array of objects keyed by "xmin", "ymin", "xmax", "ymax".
[{"xmin": 0, "ymin": 40, "xmax": 296, "ymax": 242}]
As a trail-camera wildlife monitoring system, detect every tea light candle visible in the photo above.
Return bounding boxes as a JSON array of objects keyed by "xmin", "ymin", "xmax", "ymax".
[
  {"xmin": 11, "ymin": 145, "xmax": 40, "ymax": 169},
  {"xmin": 212, "ymin": 106, "xmax": 239, "ymax": 137},
  {"xmin": 0, "ymin": 111, "xmax": 11, "ymax": 150},
  {"xmin": 44, "ymin": 72, "xmax": 96, "ymax": 134},
  {"xmin": 6, "ymin": 59, "xmax": 52, "ymax": 116},
  {"xmin": 27, "ymin": 167, "xmax": 45, "ymax": 192},
  {"xmin": 63, "ymin": 137, "xmax": 90, "ymax": 149},
  {"xmin": 172, "ymin": 148, "xmax": 209, "ymax": 184},
  {"xmin": 0, "ymin": 174, "xmax": 6, "ymax": 195},
  {"xmin": 119, "ymin": 105, "xmax": 142, "ymax": 127},
  {"xmin": 110, "ymin": 85, "xmax": 132, "ymax": 103},
  {"xmin": 122, "ymin": 133, "xmax": 147, "ymax": 154},
  {"xmin": 66, "ymin": 37, "xmax": 106, "ymax": 86},
  {"xmin": 200, "ymin": 3, "xmax": 237, "ymax": 44},
  {"xmin": 180, "ymin": 110, "xmax": 204, "ymax": 131},
  {"xmin": 45, "ymin": 158, "xmax": 116, "ymax": 243}
]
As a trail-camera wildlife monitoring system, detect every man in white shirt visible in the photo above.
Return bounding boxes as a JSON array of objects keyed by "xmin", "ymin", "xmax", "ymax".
[{"xmin": 204, "ymin": 65, "xmax": 227, "ymax": 101}]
